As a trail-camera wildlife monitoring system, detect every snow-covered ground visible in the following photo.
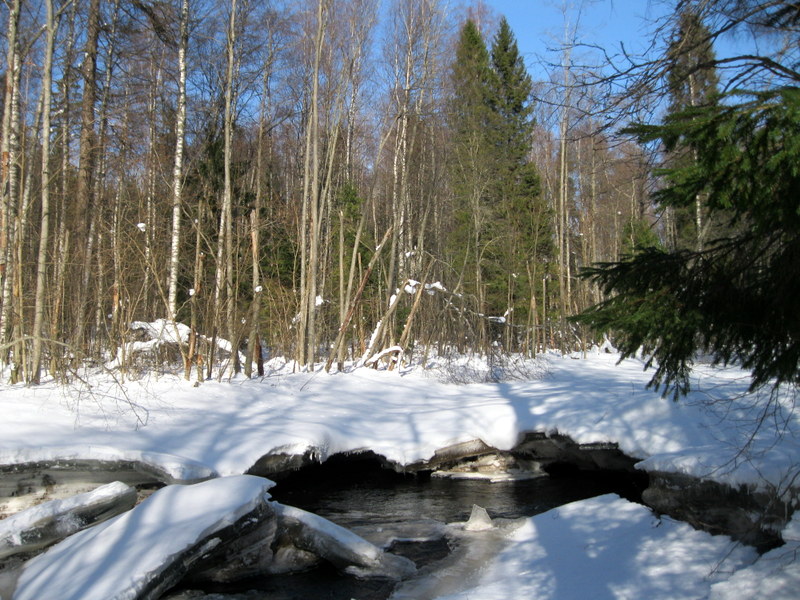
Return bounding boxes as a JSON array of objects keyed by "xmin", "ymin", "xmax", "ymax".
[
  {"xmin": 0, "ymin": 350, "xmax": 798, "ymax": 599},
  {"xmin": 430, "ymin": 494, "xmax": 759, "ymax": 600}
]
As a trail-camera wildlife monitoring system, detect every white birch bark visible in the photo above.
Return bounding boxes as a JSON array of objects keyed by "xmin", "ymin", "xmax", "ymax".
[
  {"xmin": 0, "ymin": 14, "xmax": 21, "ymax": 367},
  {"xmin": 167, "ymin": 0, "xmax": 189, "ymax": 320}
]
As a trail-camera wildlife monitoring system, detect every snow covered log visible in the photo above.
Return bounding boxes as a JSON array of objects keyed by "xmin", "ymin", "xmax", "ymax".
[
  {"xmin": 0, "ymin": 481, "xmax": 136, "ymax": 562},
  {"xmin": 9, "ymin": 475, "xmax": 274, "ymax": 600}
]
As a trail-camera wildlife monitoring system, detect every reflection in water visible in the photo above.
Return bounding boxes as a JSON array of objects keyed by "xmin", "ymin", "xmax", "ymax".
[{"xmin": 276, "ymin": 474, "xmax": 622, "ymax": 526}]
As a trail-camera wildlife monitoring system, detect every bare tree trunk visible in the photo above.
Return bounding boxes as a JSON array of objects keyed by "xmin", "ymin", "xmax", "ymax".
[
  {"xmin": 73, "ymin": 0, "xmax": 101, "ymax": 350},
  {"xmin": 49, "ymin": 1, "xmax": 77, "ymax": 376},
  {"xmin": 110, "ymin": 152, "xmax": 126, "ymax": 369},
  {"xmin": 142, "ymin": 57, "xmax": 162, "ymax": 314},
  {"xmin": 186, "ymin": 202, "xmax": 204, "ymax": 381},
  {"xmin": 298, "ymin": 0, "xmax": 329, "ymax": 369},
  {"xmin": 31, "ymin": 0, "xmax": 58, "ymax": 384},
  {"xmin": 13, "ymin": 69, "xmax": 46, "ymax": 382},
  {"xmin": 0, "ymin": 0, "xmax": 20, "ymax": 284},
  {"xmin": 0, "ymin": 1, "xmax": 21, "ymax": 374},
  {"xmin": 245, "ymin": 38, "xmax": 277, "ymax": 377},
  {"xmin": 167, "ymin": 0, "xmax": 190, "ymax": 320},
  {"xmin": 89, "ymin": 0, "xmax": 120, "ymax": 357},
  {"xmin": 557, "ymin": 15, "xmax": 573, "ymax": 351},
  {"xmin": 212, "ymin": 0, "xmax": 239, "ymax": 377}
]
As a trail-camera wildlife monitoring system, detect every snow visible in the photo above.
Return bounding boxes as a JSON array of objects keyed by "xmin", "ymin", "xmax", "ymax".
[
  {"xmin": 130, "ymin": 320, "xmax": 192, "ymax": 344},
  {"xmin": 709, "ymin": 511, "xmax": 800, "ymax": 600},
  {"xmin": 1, "ymin": 352, "xmax": 797, "ymax": 488},
  {"xmin": 275, "ymin": 502, "xmax": 382, "ymax": 564},
  {"xmin": 404, "ymin": 280, "xmax": 420, "ymax": 294},
  {"xmin": 365, "ymin": 345, "xmax": 403, "ymax": 366},
  {"xmin": 272, "ymin": 502, "xmax": 415, "ymax": 579},
  {"xmin": 433, "ymin": 494, "xmax": 758, "ymax": 600},
  {"xmin": 105, "ymin": 320, "xmax": 244, "ymax": 373},
  {"xmin": 11, "ymin": 476, "xmax": 274, "ymax": 600},
  {"xmin": 0, "ymin": 351, "xmax": 798, "ymax": 598},
  {"xmin": 425, "ymin": 281, "xmax": 446, "ymax": 294}
]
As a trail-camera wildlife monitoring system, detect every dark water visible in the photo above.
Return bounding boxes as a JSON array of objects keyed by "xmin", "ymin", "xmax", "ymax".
[
  {"xmin": 172, "ymin": 457, "xmax": 646, "ymax": 600},
  {"xmin": 274, "ymin": 471, "xmax": 630, "ymax": 527},
  {"xmin": 268, "ymin": 451, "xmax": 646, "ymax": 527}
]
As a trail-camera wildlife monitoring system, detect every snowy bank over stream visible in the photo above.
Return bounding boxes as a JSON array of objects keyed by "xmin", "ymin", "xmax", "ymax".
[{"xmin": 0, "ymin": 352, "xmax": 796, "ymax": 494}]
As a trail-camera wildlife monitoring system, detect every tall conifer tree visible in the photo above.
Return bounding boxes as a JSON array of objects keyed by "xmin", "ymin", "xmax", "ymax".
[
  {"xmin": 486, "ymin": 18, "xmax": 548, "ymax": 338},
  {"xmin": 447, "ymin": 19, "xmax": 496, "ymax": 341},
  {"xmin": 490, "ymin": 17, "xmax": 534, "ymax": 172},
  {"xmin": 447, "ymin": 18, "xmax": 550, "ymax": 349}
]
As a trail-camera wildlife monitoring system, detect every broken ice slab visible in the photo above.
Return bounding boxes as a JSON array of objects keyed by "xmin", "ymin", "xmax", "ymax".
[
  {"xmin": 271, "ymin": 502, "xmax": 417, "ymax": 580},
  {"xmin": 0, "ymin": 481, "xmax": 136, "ymax": 561}
]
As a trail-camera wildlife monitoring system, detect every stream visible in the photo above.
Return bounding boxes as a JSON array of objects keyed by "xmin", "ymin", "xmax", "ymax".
[{"xmin": 170, "ymin": 455, "xmax": 646, "ymax": 600}]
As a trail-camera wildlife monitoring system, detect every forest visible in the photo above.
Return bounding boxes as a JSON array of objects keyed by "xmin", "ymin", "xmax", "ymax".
[{"xmin": 0, "ymin": 0, "xmax": 797, "ymax": 387}]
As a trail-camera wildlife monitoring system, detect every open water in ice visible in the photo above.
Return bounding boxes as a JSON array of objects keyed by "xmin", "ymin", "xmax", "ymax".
[{"xmin": 169, "ymin": 457, "xmax": 645, "ymax": 600}]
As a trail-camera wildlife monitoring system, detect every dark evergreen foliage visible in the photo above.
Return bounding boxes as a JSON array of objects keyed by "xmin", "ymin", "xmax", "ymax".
[
  {"xmin": 490, "ymin": 17, "xmax": 535, "ymax": 167},
  {"xmin": 449, "ymin": 20, "xmax": 494, "ymax": 147},
  {"xmin": 666, "ymin": 6, "xmax": 719, "ymax": 115},
  {"xmin": 446, "ymin": 17, "xmax": 549, "ymax": 338},
  {"xmin": 575, "ymin": 87, "xmax": 800, "ymax": 398}
]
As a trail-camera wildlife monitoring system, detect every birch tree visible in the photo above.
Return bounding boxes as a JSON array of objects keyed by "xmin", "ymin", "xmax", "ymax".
[
  {"xmin": 167, "ymin": 0, "xmax": 190, "ymax": 320},
  {"xmin": 0, "ymin": 0, "xmax": 21, "ymax": 370}
]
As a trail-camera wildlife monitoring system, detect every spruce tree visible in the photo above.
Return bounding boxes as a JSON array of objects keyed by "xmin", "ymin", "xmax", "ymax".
[
  {"xmin": 490, "ymin": 17, "xmax": 534, "ymax": 171},
  {"xmin": 486, "ymin": 18, "xmax": 549, "ymax": 337},
  {"xmin": 447, "ymin": 18, "xmax": 550, "ymax": 349},
  {"xmin": 449, "ymin": 20, "xmax": 494, "ymax": 153},
  {"xmin": 447, "ymin": 19, "xmax": 496, "ymax": 338},
  {"xmin": 573, "ymin": 0, "xmax": 800, "ymax": 399},
  {"xmin": 575, "ymin": 87, "xmax": 800, "ymax": 398}
]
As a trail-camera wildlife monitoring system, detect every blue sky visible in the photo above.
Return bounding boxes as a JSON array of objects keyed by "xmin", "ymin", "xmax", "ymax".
[
  {"xmin": 480, "ymin": 0, "xmax": 762, "ymax": 83},
  {"xmin": 482, "ymin": 0, "xmax": 670, "ymax": 77}
]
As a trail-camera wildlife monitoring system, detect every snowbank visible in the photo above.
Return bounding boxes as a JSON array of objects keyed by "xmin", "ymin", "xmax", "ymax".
[
  {"xmin": 273, "ymin": 503, "xmax": 416, "ymax": 579},
  {"xmin": 430, "ymin": 494, "xmax": 758, "ymax": 600},
  {"xmin": 709, "ymin": 511, "xmax": 800, "ymax": 600},
  {"xmin": 0, "ymin": 482, "xmax": 135, "ymax": 559},
  {"xmin": 1, "ymin": 353, "xmax": 797, "ymax": 494}
]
